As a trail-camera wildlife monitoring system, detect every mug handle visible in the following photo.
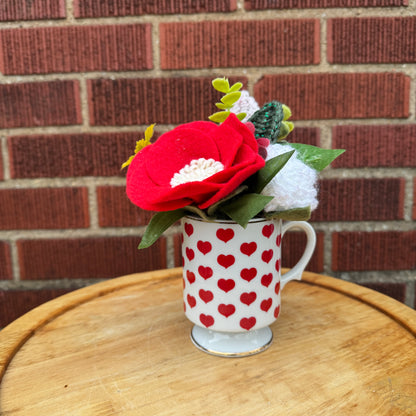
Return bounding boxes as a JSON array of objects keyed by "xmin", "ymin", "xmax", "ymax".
[{"xmin": 280, "ymin": 221, "xmax": 316, "ymax": 289}]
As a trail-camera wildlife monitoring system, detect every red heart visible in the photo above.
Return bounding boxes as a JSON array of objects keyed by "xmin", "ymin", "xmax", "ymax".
[
  {"xmin": 261, "ymin": 249, "xmax": 273, "ymax": 264},
  {"xmin": 262, "ymin": 224, "xmax": 274, "ymax": 238},
  {"xmin": 240, "ymin": 317, "xmax": 256, "ymax": 330},
  {"xmin": 199, "ymin": 289, "xmax": 214, "ymax": 303},
  {"xmin": 217, "ymin": 254, "xmax": 235, "ymax": 269},
  {"xmin": 240, "ymin": 292, "xmax": 257, "ymax": 306},
  {"xmin": 200, "ymin": 314, "xmax": 214, "ymax": 328},
  {"xmin": 184, "ymin": 223, "xmax": 194, "ymax": 236},
  {"xmin": 261, "ymin": 273, "xmax": 273, "ymax": 287},
  {"xmin": 216, "ymin": 228, "xmax": 234, "ymax": 243},
  {"xmin": 240, "ymin": 268, "xmax": 257, "ymax": 282},
  {"xmin": 275, "ymin": 281, "xmax": 281, "ymax": 295},
  {"xmin": 275, "ymin": 259, "xmax": 280, "ymax": 272},
  {"xmin": 276, "ymin": 234, "xmax": 281, "ymax": 247},
  {"xmin": 187, "ymin": 294, "xmax": 196, "ymax": 308},
  {"xmin": 198, "ymin": 265, "xmax": 213, "ymax": 280},
  {"xmin": 218, "ymin": 279, "xmax": 235, "ymax": 293},
  {"xmin": 274, "ymin": 305, "xmax": 280, "ymax": 318},
  {"xmin": 197, "ymin": 240, "xmax": 212, "ymax": 255},
  {"xmin": 260, "ymin": 298, "xmax": 272, "ymax": 312},
  {"xmin": 186, "ymin": 270, "xmax": 196, "ymax": 284},
  {"xmin": 186, "ymin": 247, "xmax": 195, "ymax": 261},
  {"xmin": 240, "ymin": 242, "xmax": 257, "ymax": 256},
  {"xmin": 218, "ymin": 304, "xmax": 236, "ymax": 318}
]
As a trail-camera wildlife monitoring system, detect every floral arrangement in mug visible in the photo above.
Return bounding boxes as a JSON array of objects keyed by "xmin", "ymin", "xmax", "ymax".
[{"xmin": 123, "ymin": 78, "xmax": 344, "ymax": 248}]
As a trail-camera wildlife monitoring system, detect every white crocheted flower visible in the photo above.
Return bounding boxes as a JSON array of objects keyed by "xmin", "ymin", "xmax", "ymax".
[
  {"xmin": 261, "ymin": 144, "xmax": 319, "ymax": 212},
  {"xmin": 230, "ymin": 91, "xmax": 260, "ymax": 122}
]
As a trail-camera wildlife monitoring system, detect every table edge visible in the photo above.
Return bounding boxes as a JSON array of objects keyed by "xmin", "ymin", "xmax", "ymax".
[{"xmin": 1, "ymin": 268, "xmax": 415, "ymax": 383}]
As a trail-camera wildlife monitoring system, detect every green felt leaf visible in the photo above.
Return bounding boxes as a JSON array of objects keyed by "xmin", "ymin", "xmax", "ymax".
[
  {"xmin": 219, "ymin": 193, "xmax": 274, "ymax": 228},
  {"xmin": 221, "ymin": 91, "xmax": 241, "ymax": 107},
  {"xmin": 138, "ymin": 209, "xmax": 186, "ymax": 249},
  {"xmin": 212, "ymin": 78, "xmax": 230, "ymax": 93},
  {"xmin": 253, "ymin": 150, "xmax": 295, "ymax": 193},
  {"xmin": 209, "ymin": 111, "xmax": 231, "ymax": 123},
  {"xmin": 207, "ymin": 185, "xmax": 248, "ymax": 217},
  {"xmin": 237, "ymin": 112, "xmax": 246, "ymax": 121},
  {"xmin": 229, "ymin": 82, "xmax": 243, "ymax": 92},
  {"xmin": 264, "ymin": 206, "xmax": 311, "ymax": 221},
  {"xmin": 288, "ymin": 143, "xmax": 345, "ymax": 172},
  {"xmin": 215, "ymin": 102, "xmax": 227, "ymax": 110}
]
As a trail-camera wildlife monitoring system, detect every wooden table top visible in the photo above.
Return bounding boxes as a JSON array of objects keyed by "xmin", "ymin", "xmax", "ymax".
[{"xmin": 1, "ymin": 268, "xmax": 415, "ymax": 415}]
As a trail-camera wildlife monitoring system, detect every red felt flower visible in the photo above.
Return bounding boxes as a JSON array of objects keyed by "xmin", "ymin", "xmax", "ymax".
[{"xmin": 126, "ymin": 114, "xmax": 265, "ymax": 211}]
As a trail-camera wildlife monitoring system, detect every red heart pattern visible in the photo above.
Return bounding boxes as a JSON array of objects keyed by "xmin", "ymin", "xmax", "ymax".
[
  {"xmin": 182, "ymin": 218, "xmax": 285, "ymax": 333},
  {"xmin": 198, "ymin": 265, "xmax": 213, "ymax": 280},
  {"xmin": 240, "ymin": 292, "xmax": 257, "ymax": 306},
  {"xmin": 240, "ymin": 242, "xmax": 257, "ymax": 256},
  {"xmin": 240, "ymin": 317, "xmax": 256, "ymax": 330},
  {"xmin": 184, "ymin": 223, "xmax": 194, "ymax": 236},
  {"xmin": 217, "ymin": 254, "xmax": 235, "ymax": 269},
  {"xmin": 218, "ymin": 279, "xmax": 235, "ymax": 292},
  {"xmin": 199, "ymin": 289, "xmax": 214, "ymax": 303},
  {"xmin": 200, "ymin": 314, "xmax": 214, "ymax": 328},
  {"xmin": 218, "ymin": 304, "xmax": 236, "ymax": 317},
  {"xmin": 216, "ymin": 228, "xmax": 234, "ymax": 243},
  {"xmin": 197, "ymin": 240, "xmax": 212, "ymax": 255},
  {"xmin": 240, "ymin": 268, "xmax": 257, "ymax": 282}
]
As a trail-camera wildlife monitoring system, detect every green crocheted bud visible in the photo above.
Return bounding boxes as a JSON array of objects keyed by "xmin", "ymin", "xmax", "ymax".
[{"xmin": 249, "ymin": 101, "xmax": 291, "ymax": 143}]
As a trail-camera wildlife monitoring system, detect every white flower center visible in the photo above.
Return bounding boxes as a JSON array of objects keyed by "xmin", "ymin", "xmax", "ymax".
[{"xmin": 170, "ymin": 158, "xmax": 224, "ymax": 188}]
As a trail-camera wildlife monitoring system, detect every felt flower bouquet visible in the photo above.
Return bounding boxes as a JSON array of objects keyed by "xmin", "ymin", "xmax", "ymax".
[{"xmin": 124, "ymin": 78, "xmax": 344, "ymax": 248}]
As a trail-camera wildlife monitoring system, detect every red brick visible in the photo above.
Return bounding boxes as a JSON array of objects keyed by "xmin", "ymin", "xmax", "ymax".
[
  {"xmin": 0, "ymin": 81, "xmax": 81, "ymax": 128},
  {"xmin": 282, "ymin": 231, "xmax": 324, "ymax": 273},
  {"xmin": 332, "ymin": 125, "xmax": 416, "ymax": 168},
  {"xmin": 332, "ymin": 231, "xmax": 416, "ymax": 271},
  {"xmin": 0, "ymin": 289, "xmax": 71, "ymax": 328},
  {"xmin": 0, "ymin": 24, "xmax": 152, "ymax": 75},
  {"xmin": 254, "ymin": 73, "xmax": 410, "ymax": 120},
  {"xmin": 312, "ymin": 178, "xmax": 405, "ymax": 222},
  {"xmin": 0, "ymin": 0, "xmax": 65, "ymax": 21},
  {"xmin": 173, "ymin": 230, "xmax": 324, "ymax": 273},
  {"xmin": 97, "ymin": 186, "xmax": 154, "ymax": 227},
  {"xmin": 328, "ymin": 18, "xmax": 416, "ymax": 64},
  {"xmin": 0, "ymin": 188, "xmax": 89, "ymax": 230},
  {"xmin": 17, "ymin": 237, "xmax": 167, "ymax": 280},
  {"xmin": 8, "ymin": 132, "xmax": 139, "ymax": 178},
  {"xmin": 362, "ymin": 282, "xmax": 406, "ymax": 303},
  {"xmin": 245, "ymin": 0, "xmax": 407, "ymax": 9},
  {"xmin": 160, "ymin": 20, "xmax": 319, "ymax": 70},
  {"xmin": 289, "ymin": 127, "xmax": 320, "ymax": 146},
  {"xmin": 88, "ymin": 76, "xmax": 247, "ymax": 126},
  {"xmin": 414, "ymin": 179, "xmax": 416, "ymax": 220},
  {"xmin": 74, "ymin": 0, "xmax": 236, "ymax": 17},
  {"xmin": 0, "ymin": 242, "xmax": 13, "ymax": 280}
]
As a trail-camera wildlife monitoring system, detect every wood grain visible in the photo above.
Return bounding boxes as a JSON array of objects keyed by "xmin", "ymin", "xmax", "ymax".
[{"xmin": 0, "ymin": 268, "xmax": 415, "ymax": 415}]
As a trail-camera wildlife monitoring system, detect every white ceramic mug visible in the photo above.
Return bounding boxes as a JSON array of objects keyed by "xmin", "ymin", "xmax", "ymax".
[{"xmin": 181, "ymin": 216, "xmax": 316, "ymax": 356}]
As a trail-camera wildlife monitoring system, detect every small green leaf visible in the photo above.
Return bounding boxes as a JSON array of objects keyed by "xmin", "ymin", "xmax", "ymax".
[
  {"xmin": 288, "ymin": 143, "xmax": 345, "ymax": 172},
  {"xmin": 236, "ymin": 112, "xmax": 246, "ymax": 121},
  {"xmin": 220, "ymin": 91, "xmax": 241, "ymax": 107},
  {"xmin": 208, "ymin": 111, "xmax": 231, "ymax": 123},
  {"xmin": 253, "ymin": 150, "xmax": 295, "ymax": 193},
  {"xmin": 219, "ymin": 193, "xmax": 274, "ymax": 228},
  {"xmin": 215, "ymin": 102, "xmax": 228, "ymax": 110},
  {"xmin": 264, "ymin": 206, "xmax": 311, "ymax": 221},
  {"xmin": 207, "ymin": 185, "xmax": 248, "ymax": 216},
  {"xmin": 229, "ymin": 82, "xmax": 243, "ymax": 92},
  {"xmin": 138, "ymin": 209, "xmax": 186, "ymax": 249},
  {"xmin": 212, "ymin": 78, "xmax": 230, "ymax": 93},
  {"xmin": 282, "ymin": 104, "xmax": 292, "ymax": 121}
]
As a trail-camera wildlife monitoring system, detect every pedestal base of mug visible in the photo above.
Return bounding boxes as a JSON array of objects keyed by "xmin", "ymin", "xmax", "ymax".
[{"xmin": 190, "ymin": 325, "xmax": 273, "ymax": 357}]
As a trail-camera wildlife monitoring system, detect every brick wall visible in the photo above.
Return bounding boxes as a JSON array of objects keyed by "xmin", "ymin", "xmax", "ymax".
[{"xmin": 0, "ymin": 0, "xmax": 415, "ymax": 326}]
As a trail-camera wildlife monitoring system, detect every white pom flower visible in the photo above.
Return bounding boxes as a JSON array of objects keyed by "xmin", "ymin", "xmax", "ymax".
[
  {"xmin": 261, "ymin": 144, "xmax": 319, "ymax": 212},
  {"xmin": 230, "ymin": 91, "xmax": 260, "ymax": 122}
]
